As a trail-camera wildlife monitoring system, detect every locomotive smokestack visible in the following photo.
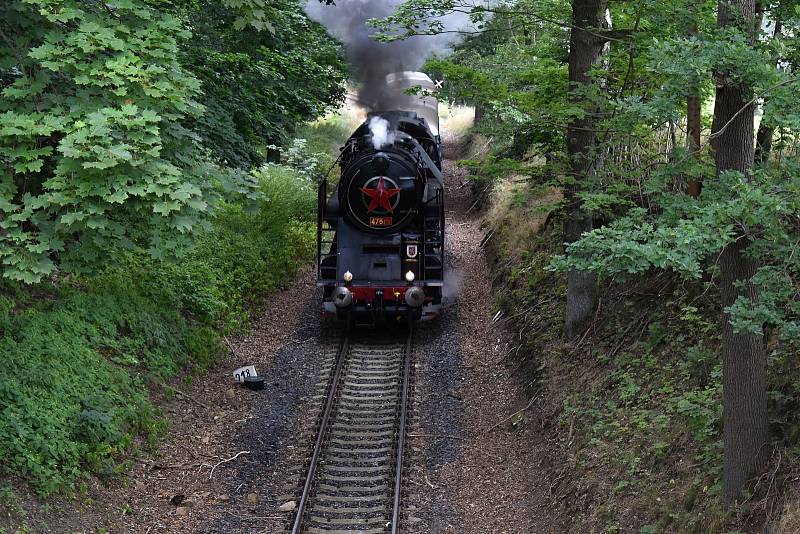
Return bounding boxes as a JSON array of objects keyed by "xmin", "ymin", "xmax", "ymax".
[{"xmin": 305, "ymin": 0, "xmax": 467, "ymax": 110}]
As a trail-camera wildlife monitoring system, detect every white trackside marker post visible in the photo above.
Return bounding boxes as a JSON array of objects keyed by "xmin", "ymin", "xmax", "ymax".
[{"xmin": 232, "ymin": 365, "xmax": 257, "ymax": 383}]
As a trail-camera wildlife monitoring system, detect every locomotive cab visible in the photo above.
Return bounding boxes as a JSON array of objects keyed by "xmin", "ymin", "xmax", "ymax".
[{"xmin": 317, "ymin": 73, "xmax": 445, "ymax": 325}]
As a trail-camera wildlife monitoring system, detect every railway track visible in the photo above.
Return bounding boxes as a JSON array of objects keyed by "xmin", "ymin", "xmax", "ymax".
[{"xmin": 290, "ymin": 329, "xmax": 414, "ymax": 533}]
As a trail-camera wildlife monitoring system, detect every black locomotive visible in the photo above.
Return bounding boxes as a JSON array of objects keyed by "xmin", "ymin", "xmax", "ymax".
[{"xmin": 317, "ymin": 74, "xmax": 445, "ymax": 324}]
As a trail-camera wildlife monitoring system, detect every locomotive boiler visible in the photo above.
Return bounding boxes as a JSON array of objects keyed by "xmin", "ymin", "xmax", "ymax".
[{"xmin": 317, "ymin": 72, "xmax": 444, "ymax": 325}]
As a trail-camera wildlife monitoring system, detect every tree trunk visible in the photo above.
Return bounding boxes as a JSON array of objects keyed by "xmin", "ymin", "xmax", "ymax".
[
  {"xmin": 719, "ymin": 238, "xmax": 768, "ymax": 504},
  {"xmin": 474, "ymin": 104, "xmax": 485, "ymax": 125},
  {"xmin": 755, "ymin": 17, "xmax": 781, "ymax": 165},
  {"xmin": 754, "ymin": 122, "xmax": 774, "ymax": 164},
  {"xmin": 712, "ymin": 0, "xmax": 768, "ymax": 505},
  {"xmin": 563, "ymin": 0, "xmax": 606, "ymax": 339},
  {"xmin": 687, "ymin": 94, "xmax": 701, "ymax": 197},
  {"xmin": 685, "ymin": 17, "xmax": 702, "ymax": 197},
  {"xmin": 686, "ymin": 22, "xmax": 702, "ymax": 197}
]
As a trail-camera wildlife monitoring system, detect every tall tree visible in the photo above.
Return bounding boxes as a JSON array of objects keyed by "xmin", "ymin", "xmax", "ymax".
[
  {"xmin": 711, "ymin": 0, "xmax": 768, "ymax": 503},
  {"xmin": 686, "ymin": 24, "xmax": 702, "ymax": 197},
  {"xmin": 563, "ymin": 0, "xmax": 607, "ymax": 339}
]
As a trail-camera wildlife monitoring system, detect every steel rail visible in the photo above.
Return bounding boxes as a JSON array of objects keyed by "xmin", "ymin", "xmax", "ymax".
[
  {"xmin": 391, "ymin": 325, "xmax": 413, "ymax": 534},
  {"xmin": 291, "ymin": 327, "xmax": 413, "ymax": 534},
  {"xmin": 291, "ymin": 335, "xmax": 350, "ymax": 534}
]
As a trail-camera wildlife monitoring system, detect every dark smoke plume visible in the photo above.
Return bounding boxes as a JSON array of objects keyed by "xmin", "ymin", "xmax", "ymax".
[{"xmin": 305, "ymin": 0, "xmax": 467, "ymax": 110}]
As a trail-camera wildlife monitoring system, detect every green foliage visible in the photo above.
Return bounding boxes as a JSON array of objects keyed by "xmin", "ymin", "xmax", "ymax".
[
  {"xmin": 510, "ymin": 250, "xmax": 552, "ymax": 290},
  {"xmin": 180, "ymin": 0, "xmax": 347, "ymax": 167},
  {"xmin": 557, "ymin": 291, "xmax": 728, "ymax": 530},
  {"xmin": 539, "ymin": 0, "xmax": 800, "ymax": 342},
  {"xmin": 149, "ymin": 161, "xmax": 316, "ymax": 329},
  {"xmin": 0, "ymin": 0, "xmax": 207, "ymax": 282},
  {"xmin": 420, "ymin": 2, "xmax": 572, "ymax": 157},
  {"xmin": 552, "ymin": 165, "xmax": 800, "ymax": 340},
  {"xmin": 460, "ymin": 156, "xmax": 531, "ymax": 185},
  {"xmin": 0, "ymin": 0, "xmax": 343, "ymax": 504},
  {"xmin": 0, "ymin": 274, "xmax": 181, "ymax": 495},
  {"xmin": 0, "ymin": 133, "xmax": 321, "ymax": 494},
  {"xmin": 0, "ymin": 0, "xmax": 345, "ymax": 282},
  {"xmin": 292, "ymin": 110, "xmax": 376, "ymax": 183}
]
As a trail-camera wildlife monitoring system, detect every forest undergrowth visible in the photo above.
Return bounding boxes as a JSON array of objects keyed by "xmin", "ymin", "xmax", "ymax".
[
  {"xmin": 475, "ymin": 136, "xmax": 800, "ymax": 533},
  {"xmin": 0, "ymin": 112, "xmax": 357, "ymax": 499},
  {"xmin": 0, "ymin": 0, "xmax": 359, "ymax": 503}
]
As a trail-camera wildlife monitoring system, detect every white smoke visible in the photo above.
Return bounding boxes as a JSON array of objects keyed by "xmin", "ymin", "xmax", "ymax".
[
  {"xmin": 442, "ymin": 267, "xmax": 461, "ymax": 309},
  {"xmin": 368, "ymin": 116, "xmax": 396, "ymax": 149}
]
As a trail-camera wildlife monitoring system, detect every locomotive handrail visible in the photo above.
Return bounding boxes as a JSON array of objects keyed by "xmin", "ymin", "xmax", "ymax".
[
  {"xmin": 316, "ymin": 177, "xmax": 326, "ymax": 281},
  {"xmin": 440, "ymin": 187, "xmax": 445, "ymax": 274}
]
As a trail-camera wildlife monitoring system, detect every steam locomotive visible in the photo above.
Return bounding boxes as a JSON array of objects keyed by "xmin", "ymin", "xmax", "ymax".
[{"xmin": 317, "ymin": 72, "xmax": 444, "ymax": 325}]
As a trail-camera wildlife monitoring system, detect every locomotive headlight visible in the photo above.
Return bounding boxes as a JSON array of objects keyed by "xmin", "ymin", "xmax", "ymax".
[
  {"xmin": 405, "ymin": 270, "xmax": 415, "ymax": 283},
  {"xmin": 343, "ymin": 270, "xmax": 353, "ymax": 282}
]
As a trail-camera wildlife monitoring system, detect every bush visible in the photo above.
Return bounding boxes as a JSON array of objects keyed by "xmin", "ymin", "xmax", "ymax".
[
  {"xmin": 0, "ymin": 275, "xmax": 181, "ymax": 495},
  {"xmin": 0, "ymin": 155, "xmax": 318, "ymax": 495},
  {"xmin": 145, "ymin": 162, "xmax": 317, "ymax": 330}
]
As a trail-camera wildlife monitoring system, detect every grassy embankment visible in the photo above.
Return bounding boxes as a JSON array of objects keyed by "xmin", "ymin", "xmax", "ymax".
[
  {"xmin": 467, "ymin": 133, "xmax": 800, "ymax": 533},
  {"xmin": 0, "ymin": 109, "xmax": 361, "ymax": 498}
]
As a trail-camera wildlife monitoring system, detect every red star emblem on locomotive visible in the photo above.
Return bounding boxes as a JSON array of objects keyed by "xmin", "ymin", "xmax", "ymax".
[{"xmin": 360, "ymin": 176, "xmax": 401, "ymax": 213}]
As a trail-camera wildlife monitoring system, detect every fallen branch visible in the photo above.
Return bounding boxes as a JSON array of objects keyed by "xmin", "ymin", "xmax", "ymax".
[
  {"xmin": 479, "ymin": 229, "xmax": 495, "ymax": 248},
  {"xmin": 143, "ymin": 460, "xmax": 205, "ymax": 471},
  {"xmin": 607, "ymin": 311, "xmax": 649, "ymax": 359},
  {"xmin": 222, "ymin": 336, "xmax": 237, "ymax": 357},
  {"xmin": 477, "ymin": 136, "xmax": 494, "ymax": 156},
  {"xmin": 567, "ymin": 321, "xmax": 595, "ymax": 354},
  {"xmin": 465, "ymin": 186, "xmax": 492, "ymax": 214},
  {"xmin": 488, "ymin": 396, "xmax": 538, "ymax": 432},
  {"xmin": 208, "ymin": 451, "xmax": 251, "ymax": 480}
]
